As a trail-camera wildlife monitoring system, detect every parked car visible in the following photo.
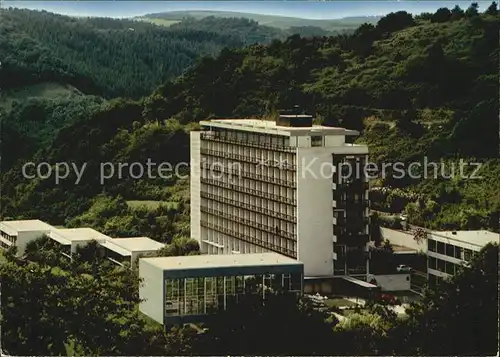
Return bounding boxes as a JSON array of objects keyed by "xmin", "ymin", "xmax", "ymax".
[
  {"xmin": 396, "ymin": 264, "xmax": 412, "ymax": 273},
  {"xmin": 380, "ymin": 293, "xmax": 399, "ymax": 305}
]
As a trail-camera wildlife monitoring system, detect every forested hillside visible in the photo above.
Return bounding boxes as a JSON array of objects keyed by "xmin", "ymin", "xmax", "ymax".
[
  {"xmin": 0, "ymin": 8, "xmax": 282, "ymax": 98},
  {"xmin": 1, "ymin": 5, "xmax": 499, "ymax": 237},
  {"xmin": 143, "ymin": 10, "xmax": 381, "ymax": 31},
  {"xmin": 167, "ymin": 16, "xmax": 346, "ymax": 40}
]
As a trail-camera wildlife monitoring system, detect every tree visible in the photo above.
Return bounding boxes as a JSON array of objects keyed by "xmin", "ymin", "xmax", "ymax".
[
  {"xmin": 450, "ymin": 5, "xmax": 465, "ymax": 21},
  {"xmin": 403, "ymin": 243, "xmax": 499, "ymax": 355},
  {"xmin": 196, "ymin": 290, "xmax": 336, "ymax": 355},
  {"xmin": 412, "ymin": 227, "xmax": 428, "ymax": 244},
  {"xmin": 156, "ymin": 237, "xmax": 200, "ymax": 257},
  {"xmin": 431, "ymin": 8, "xmax": 452, "ymax": 23},
  {"xmin": 377, "ymin": 11, "xmax": 415, "ymax": 34},
  {"xmin": 414, "ymin": 12, "xmax": 433, "ymax": 21},
  {"xmin": 465, "ymin": 2, "xmax": 480, "ymax": 17},
  {"xmin": 485, "ymin": 1, "xmax": 498, "ymax": 15}
]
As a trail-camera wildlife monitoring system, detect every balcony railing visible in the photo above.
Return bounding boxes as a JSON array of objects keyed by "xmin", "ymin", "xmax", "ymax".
[
  {"xmin": 201, "ymin": 162, "xmax": 296, "ymax": 188},
  {"xmin": 200, "ymin": 133, "xmax": 296, "ymax": 154},
  {"xmin": 200, "ymin": 148, "xmax": 297, "ymax": 170},
  {"xmin": 335, "ymin": 233, "xmax": 370, "ymax": 247},
  {"xmin": 200, "ymin": 192, "xmax": 297, "ymax": 223},
  {"xmin": 335, "ymin": 200, "xmax": 370, "ymax": 209},
  {"xmin": 200, "ymin": 221, "xmax": 297, "ymax": 258},
  {"xmin": 200, "ymin": 177, "xmax": 297, "ymax": 205},
  {"xmin": 200, "ymin": 206, "xmax": 296, "ymax": 241},
  {"xmin": 335, "ymin": 217, "xmax": 369, "ymax": 227}
]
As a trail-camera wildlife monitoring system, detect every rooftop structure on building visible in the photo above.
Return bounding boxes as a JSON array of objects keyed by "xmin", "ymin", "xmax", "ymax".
[
  {"xmin": 190, "ymin": 111, "xmax": 371, "ymax": 283},
  {"xmin": 430, "ymin": 230, "xmax": 499, "ymax": 247},
  {"xmin": 49, "ymin": 228, "xmax": 111, "ymax": 244},
  {"xmin": 200, "ymin": 118, "xmax": 361, "ymax": 137},
  {"xmin": 0, "ymin": 219, "xmax": 55, "ymax": 254},
  {"xmin": 0, "ymin": 220, "xmax": 166, "ymax": 263},
  {"xmin": 0, "ymin": 219, "xmax": 54, "ymax": 233},
  {"xmin": 141, "ymin": 251, "xmax": 302, "ymax": 271},
  {"xmin": 100, "ymin": 237, "xmax": 166, "ymax": 267}
]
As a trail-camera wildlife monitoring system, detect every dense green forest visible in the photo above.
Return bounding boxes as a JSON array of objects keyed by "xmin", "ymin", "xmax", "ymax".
[
  {"xmin": 2, "ymin": 4, "xmax": 497, "ymax": 234},
  {"xmin": 1, "ymin": 236, "xmax": 497, "ymax": 355},
  {"xmin": 0, "ymin": 9, "xmax": 279, "ymax": 98}
]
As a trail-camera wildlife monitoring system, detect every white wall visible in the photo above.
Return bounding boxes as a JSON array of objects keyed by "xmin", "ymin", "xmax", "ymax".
[
  {"xmin": 380, "ymin": 227, "xmax": 427, "ymax": 252},
  {"xmin": 369, "ymin": 274, "xmax": 411, "ymax": 291},
  {"xmin": 16, "ymin": 231, "xmax": 50, "ymax": 255},
  {"xmin": 139, "ymin": 260, "xmax": 164, "ymax": 325},
  {"xmin": 71, "ymin": 239, "xmax": 107, "ymax": 254},
  {"xmin": 428, "ymin": 232, "xmax": 483, "ymax": 252},
  {"xmin": 296, "ymin": 147, "xmax": 335, "ymax": 277},
  {"xmin": 324, "ymin": 135, "xmax": 344, "ymax": 147},
  {"xmin": 190, "ymin": 132, "xmax": 202, "ymax": 248}
]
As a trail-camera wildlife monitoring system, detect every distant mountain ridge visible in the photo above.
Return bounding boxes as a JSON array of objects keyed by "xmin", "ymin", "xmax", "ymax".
[{"xmin": 140, "ymin": 10, "xmax": 381, "ymax": 30}]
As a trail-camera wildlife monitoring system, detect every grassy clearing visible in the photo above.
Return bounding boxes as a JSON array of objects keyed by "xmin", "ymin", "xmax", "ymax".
[
  {"xmin": 0, "ymin": 83, "xmax": 81, "ymax": 110},
  {"xmin": 136, "ymin": 17, "xmax": 180, "ymax": 27},
  {"xmin": 324, "ymin": 298, "xmax": 359, "ymax": 308},
  {"xmin": 126, "ymin": 200, "xmax": 178, "ymax": 210},
  {"xmin": 342, "ymin": 308, "xmax": 369, "ymax": 317}
]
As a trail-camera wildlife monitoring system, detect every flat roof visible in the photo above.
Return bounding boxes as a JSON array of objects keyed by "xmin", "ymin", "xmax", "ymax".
[
  {"xmin": 431, "ymin": 230, "xmax": 499, "ymax": 247},
  {"xmin": 0, "ymin": 219, "xmax": 54, "ymax": 232},
  {"xmin": 141, "ymin": 252, "xmax": 302, "ymax": 271},
  {"xmin": 200, "ymin": 119, "xmax": 359, "ymax": 137},
  {"xmin": 105, "ymin": 237, "xmax": 165, "ymax": 253},
  {"xmin": 341, "ymin": 275, "xmax": 378, "ymax": 288},
  {"xmin": 392, "ymin": 245, "xmax": 418, "ymax": 253},
  {"xmin": 100, "ymin": 241, "xmax": 131, "ymax": 256},
  {"xmin": 50, "ymin": 228, "xmax": 111, "ymax": 243}
]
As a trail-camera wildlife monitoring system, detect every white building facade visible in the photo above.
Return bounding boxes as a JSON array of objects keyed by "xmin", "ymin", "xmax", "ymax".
[
  {"xmin": 100, "ymin": 237, "xmax": 165, "ymax": 267},
  {"xmin": 190, "ymin": 114, "xmax": 370, "ymax": 277},
  {"xmin": 0, "ymin": 220, "xmax": 55, "ymax": 255},
  {"xmin": 427, "ymin": 230, "xmax": 498, "ymax": 286}
]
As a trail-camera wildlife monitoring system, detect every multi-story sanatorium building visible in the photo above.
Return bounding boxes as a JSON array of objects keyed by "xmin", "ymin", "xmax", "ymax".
[{"xmin": 190, "ymin": 114, "xmax": 371, "ymax": 278}]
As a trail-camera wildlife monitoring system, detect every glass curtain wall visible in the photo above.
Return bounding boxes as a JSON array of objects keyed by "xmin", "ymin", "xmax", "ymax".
[{"xmin": 164, "ymin": 272, "xmax": 302, "ymax": 317}]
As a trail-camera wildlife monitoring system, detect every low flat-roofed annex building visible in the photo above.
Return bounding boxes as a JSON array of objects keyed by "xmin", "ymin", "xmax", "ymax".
[
  {"xmin": 100, "ymin": 237, "xmax": 165, "ymax": 267},
  {"xmin": 0, "ymin": 219, "xmax": 55, "ymax": 255},
  {"xmin": 427, "ymin": 230, "xmax": 499, "ymax": 287},
  {"xmin": 49, "ymin": 228, "xmax": 111, "ymax": 257},
  {"xmin": 139, "ymin": 252, "xmax": 304, "ymax": 325}
]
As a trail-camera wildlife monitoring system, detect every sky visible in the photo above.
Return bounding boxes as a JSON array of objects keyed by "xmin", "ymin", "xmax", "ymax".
[{"xmin": 3, "ymin": 1, "xmax": 491, "ymax": 19}]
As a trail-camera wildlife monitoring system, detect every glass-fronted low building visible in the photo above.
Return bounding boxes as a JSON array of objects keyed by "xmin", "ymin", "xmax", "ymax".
[{"xmin": 139, "ymin": 252, "xmax": 304, "ymax": 325}]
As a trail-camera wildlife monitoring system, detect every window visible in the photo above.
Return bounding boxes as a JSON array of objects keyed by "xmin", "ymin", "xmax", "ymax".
[
  {"xmin": 437, "ymin": 241, "xmax": 445, "ymax": 254},
  {"xmin": 311, "ymin": 136, "xmax": 323, "ymax": 147},
  {"xmin": 429, "ymin": 257, "xmax": 437, "ymax": 270},
  {"xmin": 429, "ymin": 274, "xmax": 436, "ymax": 287},
  {"xmin": 428, "ymin": 239, "xmax": 436, "ymax": 252},
  {"xmin": 165, "ymin": 278, "xmax": 181, "ymax": 316},
  {"xmin": 454, "ymin": 246, "xmax": 462, "ymax": 259},
  {"xmin": 445, "ymin": 261, "xmax": 455, "ymax": 275},
  {"xmin": 445, "ymin": 243, "xmax": 454, "ymax": 257},
  {"xmin": 437, "ymin": 259, "xmax": 445, "ymax": 272},
  {"xmin": 464, "ymin": 249, "xmax": 473, "ymax": 261}
]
